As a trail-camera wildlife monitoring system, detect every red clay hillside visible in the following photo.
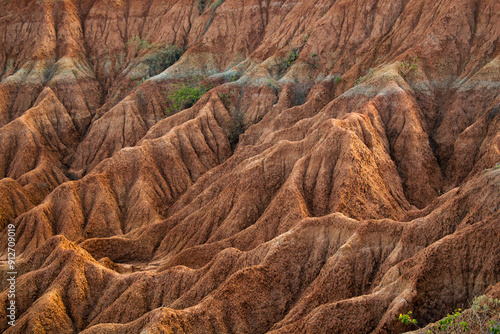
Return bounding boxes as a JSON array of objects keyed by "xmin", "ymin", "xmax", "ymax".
[{"xmin": 0, "ymin": 0, "xmax": 499, "ymax": 333}]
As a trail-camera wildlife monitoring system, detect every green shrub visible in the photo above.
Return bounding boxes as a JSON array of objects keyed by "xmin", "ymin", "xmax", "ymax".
[
  {"xmin": 275, "ymin": 48, "xmax": 300, "ymax": 76},
  {"xmin": 399, "ymin": 311, "xmax": 419, "ymax": 328},
  {"xmin": 136, "ymin": 76, "xmax": 149, "ymax": 85},
  {"xmin": 434, "ymin": 309, "xmax": 468, "ymax": 332},
  {"xmin": 126, "ymin": 36, "xmax": 153, "ymax": 50},
  {"xmin": 197, "ymin": 0, "xmax": 206, "ymax": 13},
  {"xmin": 281, "ymin": 49, "xmax": 299, "ymax": 71},
  {"xmin": 145, "ymin": 45, "xmax": 183, "ymax": 76},
  {"xmin": 490, "ymin": 321, "xmax": 500, "ymax": 334},
  {"xmin": 399, "ymin": 296, "xmax": 500, "ymax": 333},
  {"xmin": 469, "ymin": 295, "xmax": 500, "ymax": 333},
  {"xmin": 167, "ymin": 82, "xmax": 209, "ymax": 115},
  {"xmin": 126, "ymin": 36, "xmax": 183, "ymax": 76}
]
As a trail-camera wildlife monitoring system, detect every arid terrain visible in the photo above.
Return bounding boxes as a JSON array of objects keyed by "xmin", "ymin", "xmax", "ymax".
[{"xmin": 0, "ymin": 0, "xmax": 499, "ymax": 333}]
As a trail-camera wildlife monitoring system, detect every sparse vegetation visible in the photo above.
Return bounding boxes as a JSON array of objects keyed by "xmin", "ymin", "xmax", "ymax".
[
  {"xmin": 126, "ymin": 36, "xmax": 184, "ymax": 77},
  {"xmin": 308, "ymin": 52, "xmax": 319, "ymax": 68},
  {"xmin": 126, "ymin": 36, "xmax": 153, "ymax": 50},
  {"xmin": 277, "ymin": 48, "xmax": 300, "ymax": 74},
  {"xmin": 399, "ymin": 311, "xmax": 419, "ymax": 328},
  {"xmin": 211, "ymin": 0, "xmax": 223, "ymax": 10},
  {"xmin": 267, "ymin": 78, "xmax": 279, "ymax": 94},
  {"xmin": 302, "ymin": 34, "xmax": 309, "ymax": 43},
  {"xmin": 219, "ymin": 92, "xmax": 229, "ymax": 102},
  {"xmin": 467, "ymin": 295, "xmax": 500, "ymax": 333},
  {"xmin": 202, "ymin": 0, "xmax": 225, "ymax": 35},
  {"xmin": 197, "ymin": 0, "xmax": 207, "ymax": 14},
  {"xmin": 399, "ymin": 56, "xmax": 418, "ymax": 77},
  {"xmin": 219, "ymin": 90, "xmax": 236, "ymax": 108},
  {"xmin": 136, "ymin": 76, "xmax": 149, "ymax": 85},
  {"xmin": 433, "ymin": 309, "xmax": 468, "ymax": 332},
  {"xmin": 335, "ymin": 76, "xmax": 342, "ymax": 83},
  {"xmin": 398, "ymin": 296, "xmax": 500, "ymax": 334},
  {"xmin": 166, "ymin": 80, "xmax": 210, "ymax": 115},
  {"xmin": 229, "ymin": 107, "xmax": 246, "ymax": 149},
  {"xmin": 354, "ymin": 68, "xmax": 375, "ymax": 85},
  {"xmin": 145, "ymin": 45, "xmax": 183, "ymax": 76}
]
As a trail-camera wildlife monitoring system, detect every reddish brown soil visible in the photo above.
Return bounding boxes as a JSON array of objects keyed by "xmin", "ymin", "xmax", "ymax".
[{"xmin": 0, "ymin": 0, "xmax": 499, "ymax": 333}]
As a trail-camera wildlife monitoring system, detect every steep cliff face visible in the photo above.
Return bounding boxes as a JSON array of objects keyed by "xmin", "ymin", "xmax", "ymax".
[{"xmin": 0, "ymin": 0, "xmax": 499, "ymax": 333}]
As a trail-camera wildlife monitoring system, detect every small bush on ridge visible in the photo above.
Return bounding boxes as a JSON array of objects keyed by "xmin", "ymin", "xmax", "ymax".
[{"xmin": 166, "ymin": 81, "xmax": 209, "ymax": 115}]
